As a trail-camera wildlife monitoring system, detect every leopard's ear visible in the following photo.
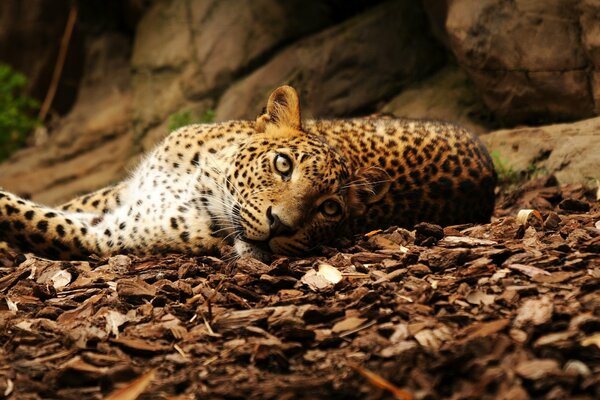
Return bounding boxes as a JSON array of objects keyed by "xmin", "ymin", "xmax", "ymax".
[
  {"xmin": 346, "ymin": 167, "xmax": 392, "ymax": 216},
  {"xmin": 256, "ymin": 85, "xmax": 301, "ymax": 132}
]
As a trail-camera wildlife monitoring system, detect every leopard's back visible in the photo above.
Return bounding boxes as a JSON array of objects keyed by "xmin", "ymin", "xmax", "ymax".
[{"xmin": 306, "ymin": 118, "xmax": 497, "ymax": 231}]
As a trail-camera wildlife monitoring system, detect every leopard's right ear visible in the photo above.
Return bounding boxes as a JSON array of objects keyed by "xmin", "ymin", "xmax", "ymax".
[{"xmin": 256, "ymin": 85, "xmax": 301, "ymax": 132}]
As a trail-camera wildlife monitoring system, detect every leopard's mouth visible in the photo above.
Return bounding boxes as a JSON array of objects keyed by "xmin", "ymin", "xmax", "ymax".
[
  {"xmin": 238, "ymin": 236, "xmax": 272, "ymax": 253},
  {"xmin": 231, "ymin": 204, "xmax": 273, "ymax": 253}
]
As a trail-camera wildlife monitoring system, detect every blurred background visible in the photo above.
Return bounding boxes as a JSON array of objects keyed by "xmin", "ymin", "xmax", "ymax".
[{"xmin": 0, "ymin": 0, "xmax": 598, "ymax": 205}]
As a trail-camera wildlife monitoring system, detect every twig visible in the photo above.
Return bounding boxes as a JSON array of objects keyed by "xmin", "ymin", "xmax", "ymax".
[
  {"xmin": 39, "ymin": 1, "xmax": 78, "ymax": 121},
  {"xmin": 348, "ymin": 361, "xmax": 413, "ymax": 400}
]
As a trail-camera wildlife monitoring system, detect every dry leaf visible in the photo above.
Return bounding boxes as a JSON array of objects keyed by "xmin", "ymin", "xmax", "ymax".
[
  {"xmin": 102, "ymin": 310, "xmax": 128, "ymax": 337},
  {"xmin": 301, "ymin": 263, "xmax": 342, "ymax": 291},
  {"xmin": 514, "ymin": 296, "xmax": 554, "ymax": 327},
  {"xmin": 112, "ymin": 337, "xmax": 170, "ymax": 353},
  {"xmin": 438, "ymin": 236, "xmax": 497, "ymax": 247},
  {"xmin": 5, "ymin": 297, "xmax": 18, "ymax": 311},
  {"xmin": 465, "ymin": 290, "xmax": 495, "ymax": 306},
  {"xmin": 51, "ymin": 270, "xmax": 72, "ymax": 290},
  {"xmin": 105, "ymin": 369, "xmax": 155, "ymax": 400},
  {"xmin": 3, "ymin": 378, "xmax": 13, "ymax": 397},
  {"xmin": 508, "ymin": 263, "xmax": 550, "ymax": 278},
  {"xmin": 332, "ymin": 317, "xmax": 367, "ymax": 334},
  {"xmin": 462, "ymin": 319, "xmax": 509, "ymax": 341},
  {"xmin": 580, "ymin": 333, "xmax": 600, "ymax": 348},
  {"xmin": 318, "ymin": 263, "xmax": 342, "ymax": 284},
  {"xmin": 516, "ymin": 209, "xmax": 543, "ymax": 228},
  {"xmin": 348, "ymin": 362, "xmax": 412, "ymax": 400},
  {"xmin": 515, "ymin": 359, "xmax": 560, "ymax": 380}
]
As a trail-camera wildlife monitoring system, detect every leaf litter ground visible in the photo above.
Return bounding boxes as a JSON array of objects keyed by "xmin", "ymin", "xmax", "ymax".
[{"xmin": 0, "ymin": 176, "xmax": 598, "ymax": 399}]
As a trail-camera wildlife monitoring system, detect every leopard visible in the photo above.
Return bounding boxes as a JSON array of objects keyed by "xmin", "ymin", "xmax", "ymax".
[{"xmin": 0, "ymin": 85, "xmax": 496, "ymax": 261}]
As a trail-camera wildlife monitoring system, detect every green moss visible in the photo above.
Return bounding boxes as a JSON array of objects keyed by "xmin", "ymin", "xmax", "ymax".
[
  {"xmin": 168, "ymin": 109, "xmax": 215, "ymax": 132},
  {"xmin": 0, "ymin": 64, "xmax": 39, "ymax": 161},
  {"xmin": 491, "ymin": 150, "xmax": 519, "ymax": 186},
  {"xmin": 492, "ymin": 150, "xmax": 548, "ymax": 189}
]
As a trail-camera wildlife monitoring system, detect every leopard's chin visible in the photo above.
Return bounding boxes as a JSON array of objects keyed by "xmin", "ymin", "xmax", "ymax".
[{"xmin": 233, "ymin": 238, "xmax": 273, "ymax": 262}]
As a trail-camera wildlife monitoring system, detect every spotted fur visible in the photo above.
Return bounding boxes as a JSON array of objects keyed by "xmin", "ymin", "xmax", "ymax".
[{"xmin": 0, "ymin": 86, "xmax": 496, "ymax": 260}]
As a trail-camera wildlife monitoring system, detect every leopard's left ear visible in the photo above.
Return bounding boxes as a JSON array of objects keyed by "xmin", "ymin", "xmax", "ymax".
[
  {"xmin": 346, "ymin": 167, "xmax": 392, "ymax": 216},
  {"xmin": 256, "ymin": 85, "xmax": 301, "ymax": 132}
]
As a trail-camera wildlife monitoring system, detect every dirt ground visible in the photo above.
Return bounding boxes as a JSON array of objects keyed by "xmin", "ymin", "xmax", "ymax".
[{"xmin": 0, "ymin": 176, "xmax": 599, "ymax": 399}]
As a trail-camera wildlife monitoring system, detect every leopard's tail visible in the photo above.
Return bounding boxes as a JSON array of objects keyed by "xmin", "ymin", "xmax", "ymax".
[{"xmin": 0, "ymin": 190, "xmax": 101, "ymax": 260}]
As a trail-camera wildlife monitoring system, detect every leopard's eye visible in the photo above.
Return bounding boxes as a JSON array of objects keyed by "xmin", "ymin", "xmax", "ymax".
[
  {"xmin": 320, "ymin": 199, "xmax": 342, "ymax": 217},
  {"xmin": 274, "ymin": 154, "xmax": 293, "ymax": 176}
]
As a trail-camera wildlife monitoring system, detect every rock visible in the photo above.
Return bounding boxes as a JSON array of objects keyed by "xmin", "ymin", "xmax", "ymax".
[
  {"xmin": 131, "ymin": 0, "xmax": 355, "ymax": 127},
  {"xmin": 482, "ymin": 116, "xmax": 600, "ymax": 184},
  {"xmin": 184, "ymin": 0, "xmax": 342, "ymax": 97},
  {"xmin": 382, "ymin": 65, "xmax": 494, "ymax": 134},
  {"xmin": 216, "ymin": 1, "xmax": 444, "ymax": 120},
  {"xmin": 425, "ymin": 0, "xmax": 600, "ymax": 124}
]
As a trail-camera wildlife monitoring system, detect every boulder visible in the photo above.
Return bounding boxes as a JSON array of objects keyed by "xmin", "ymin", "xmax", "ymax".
[
  {"xmin": 131, "ymin": 0, "xmax": 360, "ymax": 128},
  {"xmin": 482, "ymin": 117, "xmax": 600, "ymax": 184},
  {"xmin": 382, "ymin": 64, "xmax": 495, "ymax": 135},
  {"xmin": 424, "ymin": 0, "xmax": 600, "ymax": 124},
  {"xmin": 215, "ymin": 0, "xmax": 444, "ymax": 120}
]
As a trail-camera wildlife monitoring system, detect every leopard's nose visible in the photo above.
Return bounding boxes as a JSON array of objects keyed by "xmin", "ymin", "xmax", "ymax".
[{"xmin": 266, "ymin": 207, "xmax": 295, "ymax": 238}]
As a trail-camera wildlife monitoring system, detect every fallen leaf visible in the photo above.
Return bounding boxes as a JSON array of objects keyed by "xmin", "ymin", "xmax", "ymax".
[
  {"xmin": 438, "ymin": 236, "xmax": 497, "ymax": 247},
  {"xmin": 102, "ymin": 309, "xmax": 128, "ymax": 337},
  {"xmin": 51, "ymin": 270, "xmax": 72, "ymax": 290},
  {"xmin": 3, "ymin": 378, "xmax": 13, "ymax": 397},
  {"xmin": 413, "ymin": 327, "xmax": 451, "ymax": 350},
  {"xmin": 105, "ymin": 369, "xmax": 155, "ymax": 400},
  {"xmin": 564, "ymin": 360, "xmax": 591, "ymax": 377},
  {"xmin": 580, "ymin": 333, "xmax": 600, "ymax": 348},
  {"xmin": 60, "ymin": 356, "xmax": 109, "ymax": 374},
  {"xmin": 317, "ymin": 263, "xmax": 342, "ymax": 284},
  {"xmin": 465, "ymin": 290, "xmax": 495, "ymax": 306},
  {"xmin": 5, "ymin": 297, "xmax": 18, "ymax": 311},
  {"xmin": 348, "ymin": 362, "xmax": 412, "ymax": 400},
  {"xmin": 112, "ymin": 337, "xmax": 170, "ymax": 353},
  {"xmin": 514, "ymin": 296, "xmax": 554, "ymax": 327},
  {"xmin": 332, "ymin": 317, "xmax": 367, "ymax": 334},
  {"xmin": 516, "ymin": 209, "xmax": 543, "ymax": 228},
  {"xmin": 300, "ymin": 263, "xmax": 342, "ymax": 291},
  {"xmin": 508, "ymin": 263, "xmax": 550, "ymax": 278},
  {"xmin": 462, "ymin": 319, "xmax": 509, "ymax": 341},
  {"xmin": 515, "ymin": 359, "xmax": 560, "ymax": 380}
]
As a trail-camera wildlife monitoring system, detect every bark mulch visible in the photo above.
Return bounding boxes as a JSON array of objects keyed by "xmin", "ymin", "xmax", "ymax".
[{"xmin": 0, "ymin": 176, "xmax": 599, "ymax": 399}]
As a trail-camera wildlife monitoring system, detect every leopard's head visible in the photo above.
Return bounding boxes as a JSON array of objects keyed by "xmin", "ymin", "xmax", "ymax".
[{"xmin": 226, "ymin": 85, "xmax": 391, "ymax": 260}]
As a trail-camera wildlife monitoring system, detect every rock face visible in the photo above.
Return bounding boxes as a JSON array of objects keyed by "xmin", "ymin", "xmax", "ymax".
[
  {"xmin": 482, "ymin": 117, "xmax": 600, "ymax": 184},
  {"xmin": 0, "ymin": 0, "xmax": 446, "ymax": 203},
  {"xmin": 0, "ymin": 34, "xmax": 132, "ymax": 205},
  {"xmin": 1, "ymin": 0, "xmax": 598, "ymax": 204},
  {"xmin": 382, "ymin": 65, "xmax": 495, "ymax": 135},
  {"xmin": 215, "ymin": 1, "xmax": 443, "ymax": 120},
  {"xmin": 425, "ymin": 0, "xmax": 600, "ymax": 124}
]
